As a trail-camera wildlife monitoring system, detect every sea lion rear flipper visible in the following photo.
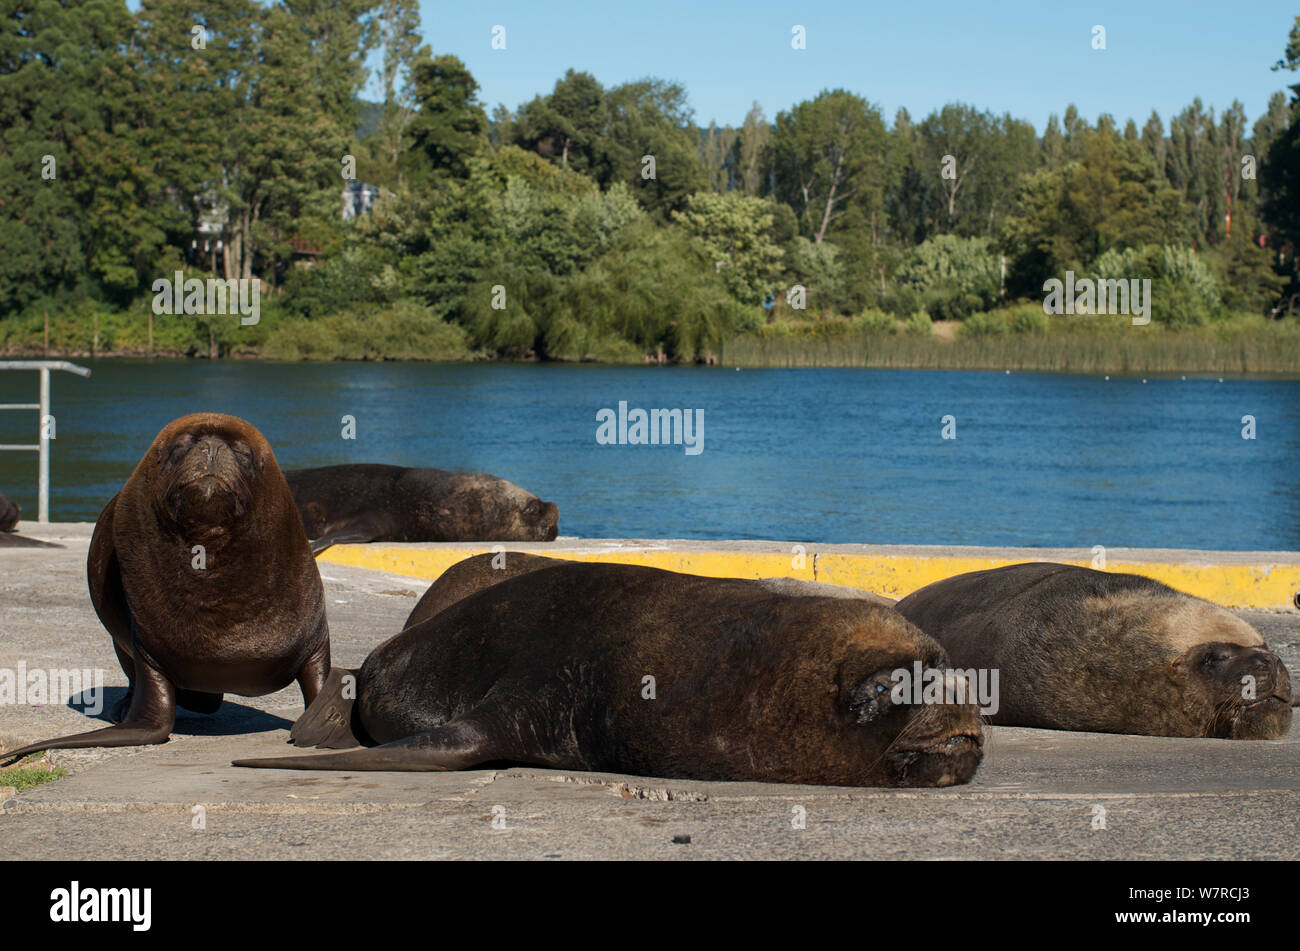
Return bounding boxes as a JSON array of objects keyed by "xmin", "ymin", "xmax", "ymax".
[
  {"xmin": 0, "ymin": 654, "xmax": 177, "ymax": 765},
  {"xmin": 289, "ymin": 667, "xmax": 363, "ymax": 749},
  {"xmin": 238, "ymin": 717, "xmax": 498, "ymax": 771},
  {"xmin": 310, "ymin": 531, "xmax": 377, "ymax": 555}
]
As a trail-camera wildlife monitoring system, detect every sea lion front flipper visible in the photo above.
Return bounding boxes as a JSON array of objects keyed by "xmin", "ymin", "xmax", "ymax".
[
  {"xmin": 0, "ymin": 651, "xmax": 177, "ymax": 765},
  {"xmin": 289, "ymin": 667, "xmax": 363, "ymax": 749},
  {"xmin": 237, "ymin": 717, "xmax": 500, "ymax": 771}
]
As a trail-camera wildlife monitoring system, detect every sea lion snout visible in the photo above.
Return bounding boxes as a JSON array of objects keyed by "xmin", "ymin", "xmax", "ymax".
[
  {"xmin": 532, "ymin": 500, "xmax": 560, "ymax": 540},
  {"xmin": 161, "ymin": 434, "xmax": 255, "ymax": 530},
  {"xmin": 1188, "ymin": 642, "xmax": 1294, "ymax": 739},
  {"xmin": 856, "ymin": 667, "xmax": 985, "ymax": 788}
]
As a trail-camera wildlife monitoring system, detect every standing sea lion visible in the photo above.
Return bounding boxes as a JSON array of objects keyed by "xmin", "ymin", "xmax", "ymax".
[
  {"xmin": 237, "ymin": 556, "xmax": 984, "ymax": 787},
  {"xmin": 1, "ymin": 413, "xmax": 331, "ymax": 763},
  {"xmin": 284, "ymin": 464, "xmax": 560, "ymax": 554},
  {"xmin": 895, "ymin": 562, "xmax": 1293, "ymax": 739}
]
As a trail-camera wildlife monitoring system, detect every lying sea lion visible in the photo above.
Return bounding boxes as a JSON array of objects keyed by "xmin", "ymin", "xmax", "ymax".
[
  {"xmin": 754, "ymin": 576, "xmax": 896, "ymax": 606},
  {"xmin": 284, "ymin": 464, "xmax": 559, "ymax": 554},
  {"xmin": 0, "ymin": 491, "xmax": 18, "ymax": 531},
  {"xmin": 237, "ymin": 557, "xmax": 984, "ymax": 787},
  {"xmin": 0, "ymin": 492, "xmax": 60, "ymax": 547},
  {"xmin": 895, "ymin": 562, "xmax": 1293, "ymax": 739},
  {"xmin": 399, "ymin": 553, "xmax": 895, "ymax": 633},
  {"xmin": 2, "ymin": 413, "xmax": 331, "ymax": 763}
]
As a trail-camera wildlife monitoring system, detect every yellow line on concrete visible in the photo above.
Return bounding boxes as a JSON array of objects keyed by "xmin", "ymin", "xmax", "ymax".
[{"xmin": 316, "ymin": 543, "xmax": 1300, "ymax": 610}]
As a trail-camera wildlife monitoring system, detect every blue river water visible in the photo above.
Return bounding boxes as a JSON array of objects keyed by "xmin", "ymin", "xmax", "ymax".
[{"xmin": 0, "ymin": 360, "xmax": 1296, "ymax": 551}]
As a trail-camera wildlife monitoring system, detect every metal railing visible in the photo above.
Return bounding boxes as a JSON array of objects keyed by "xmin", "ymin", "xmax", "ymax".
[{"xmin": 0, "ymin": 360, "xmax": 92, "ymax": 522}]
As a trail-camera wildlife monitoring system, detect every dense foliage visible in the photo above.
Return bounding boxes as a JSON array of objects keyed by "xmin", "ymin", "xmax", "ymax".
[{"xmin": 2, "ymin": 4, "xmax": 1298, "ymax": 360}]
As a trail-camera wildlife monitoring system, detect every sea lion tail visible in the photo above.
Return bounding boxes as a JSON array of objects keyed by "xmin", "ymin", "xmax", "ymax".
[{"xmin": 289, "ymin": 667, "xmax": 363, "ymax": 749}]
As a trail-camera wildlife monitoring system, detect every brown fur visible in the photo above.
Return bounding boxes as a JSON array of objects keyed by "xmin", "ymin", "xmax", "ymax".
[
  {"xmin": 284, "ymin": 464, "xmax": 559, "ymax": 554},
  {"xmin": 401, "ymin": 554, "xmax": 896, "ymax": 632},
  {"xmin": 2, "ymin": 413, "xmax": 331, "ymax": 763},
  {"xmin": 896, "ymin": 562, "xmax": 1291, "ymax": 739},
  {"xmin": 0, "ymin": 492, "xmax": 18, "ymax": 532},
  {"xmin": 240, "ymin": 556, "xmax": 984, "ymax": 787}
]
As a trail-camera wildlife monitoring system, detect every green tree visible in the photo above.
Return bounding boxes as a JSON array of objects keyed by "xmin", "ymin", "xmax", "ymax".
[
  {"xmin": 769, "ymin": 89, "xmax": 888, "ymax": 244},
  {"xmin": 735, "ymin": 102, "xmax": 770, "ymax": 196},
  {"xmin": 1002, "ymin": 130, "xmax": 1188, "ymax": 290},
  {"xmin": 1263, "ymin": 17, "xmax": 1300, "ymax": 265},
  {"xmin": 673, "ymin": 191, "xmax": 783, "ymax": 303},
  {"xmin": 514, "ymin": 69, "xmax": 606, "ymax": 173},
  {"xmin": 373, "ymin": 0, "xmax": 423, "ymax": 184},
  {"xmin": 404, "ymin": 52, "xmax": 489, "ymax": 184},
  {"xmin": 595, "ymin": 78, "xmax": 707, "ymax": 216}
]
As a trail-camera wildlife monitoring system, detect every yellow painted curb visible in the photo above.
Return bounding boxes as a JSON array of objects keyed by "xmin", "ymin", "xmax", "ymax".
[{"xmin": 317, "ymin": 545, "xmax": 1300, "ymax": 611}]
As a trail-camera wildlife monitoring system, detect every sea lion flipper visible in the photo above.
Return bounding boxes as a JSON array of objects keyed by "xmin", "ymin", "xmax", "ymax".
[
  {"xmin": 0, "ymin": 657, "xmax": 177, "ymax": 765},
  {"xmin": 289, "ymin": 667, "xmax": 362, "ymax": 749},
  {"xmin": 238, "ymin": 717, "xmax": 499, "ymax": 771},
  {"xmin": 310, "ymin": 531, "xmax": 377, "ymax": 555}
]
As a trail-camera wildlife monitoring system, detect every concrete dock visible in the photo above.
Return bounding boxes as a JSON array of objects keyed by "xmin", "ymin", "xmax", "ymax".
[{"xmin": 1, "ymin": 524, "xmax": 1297, "ymax": 860}]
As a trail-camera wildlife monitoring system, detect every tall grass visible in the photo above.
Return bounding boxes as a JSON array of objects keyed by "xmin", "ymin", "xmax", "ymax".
[{"xmin": 722, "ymin": 322, "xmax": 1300, "ymax": 374}]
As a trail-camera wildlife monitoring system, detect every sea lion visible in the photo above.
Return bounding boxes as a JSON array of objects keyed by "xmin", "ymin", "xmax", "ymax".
[
  {"xmin": 0, "ymin": 492, "xmax": 58, "ymax": 547},
  {"xmin": 284, "ymin": 464, "xmax": 560, "ymax": 554},
  {"xmin": 399, "ymin": 553, "xmax": 895, "ymax": 633},
  {"xmin": 236, "ymin": 556, "xmax": 984, "ymax": 787},
  {"xmin": 0, "ymin": 492, "xmax": 60, "ymax": 546},
  {"xmin": 1, "ymin": 413, "xmax": 331, "ymax": 763},
  {"xmin": 755, "ymin": 577, "xmax": 896, "ymax": 606},
  {"xmin": 895, "ymin": 562, "xmax": 1293, "ymax": 739},
  {"xmin": 0, "ymin": 492, "xmax": 18, "ymax": 531}
]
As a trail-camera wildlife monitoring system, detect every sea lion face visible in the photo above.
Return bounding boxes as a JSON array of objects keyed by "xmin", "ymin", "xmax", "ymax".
[
  {"xmin": 1175, "ymin": 641, "xmax": 1293, "ymax": 739},
  {"xmin": 440, "ymin": 477, "xmax": 559, "ymax": 541},
  {"xmin": 844, "ymin": 646, "xmax": 985, "ymax": 788},
  {"xmin": 152, "ymin": 416, "xmax": 268, "ymax": 539}
]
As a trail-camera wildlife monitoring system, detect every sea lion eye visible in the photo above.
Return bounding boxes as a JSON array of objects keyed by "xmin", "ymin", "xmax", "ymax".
[
  {"xmin": 850, "ymin": 671, "xmax": 900, "ymax": 724},
  {"xmin": 1201, "ymin": 652, "xmax": 1229, "ymax": 668}
]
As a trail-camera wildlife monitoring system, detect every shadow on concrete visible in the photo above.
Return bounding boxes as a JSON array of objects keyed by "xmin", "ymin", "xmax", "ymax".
[{"xmin": 67, "ymin": 687, "xmax": 294, "ymax": 735}]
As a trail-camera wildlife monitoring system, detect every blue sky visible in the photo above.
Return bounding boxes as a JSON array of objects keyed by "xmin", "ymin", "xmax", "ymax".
[
  {"xmin": 400, "ymin": 0, "xmax": 1297, "ymax": 131},
  {"xmin": 120, "ymin": 1, "xmax": 1298, "ymax": 131}
]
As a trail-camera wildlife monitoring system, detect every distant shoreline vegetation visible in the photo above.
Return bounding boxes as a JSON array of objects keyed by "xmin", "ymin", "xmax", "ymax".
[
  {"xmin": 2, "ymin": 301, "xmax": 1298, "ymax": 375},
  {"xmin": 4, "ymin": 7, "xmax": 1300, "ymax": 373}
]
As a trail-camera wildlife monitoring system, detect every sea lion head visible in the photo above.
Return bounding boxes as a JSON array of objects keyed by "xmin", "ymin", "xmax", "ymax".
[
  {"xmin": 1162, "ymin": 603, "xmax": 1292, "ymax": 739},
  {"xmin": 837, "ymin": 613, "xmax": 985, "ymax": 787},
  {"xmin": 150, "ymin": 413, "xmax": 274, "ymax": 541},
  {"xmin": 438, "ymin": 474, "xmax": 559, "ymax": 542}
]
